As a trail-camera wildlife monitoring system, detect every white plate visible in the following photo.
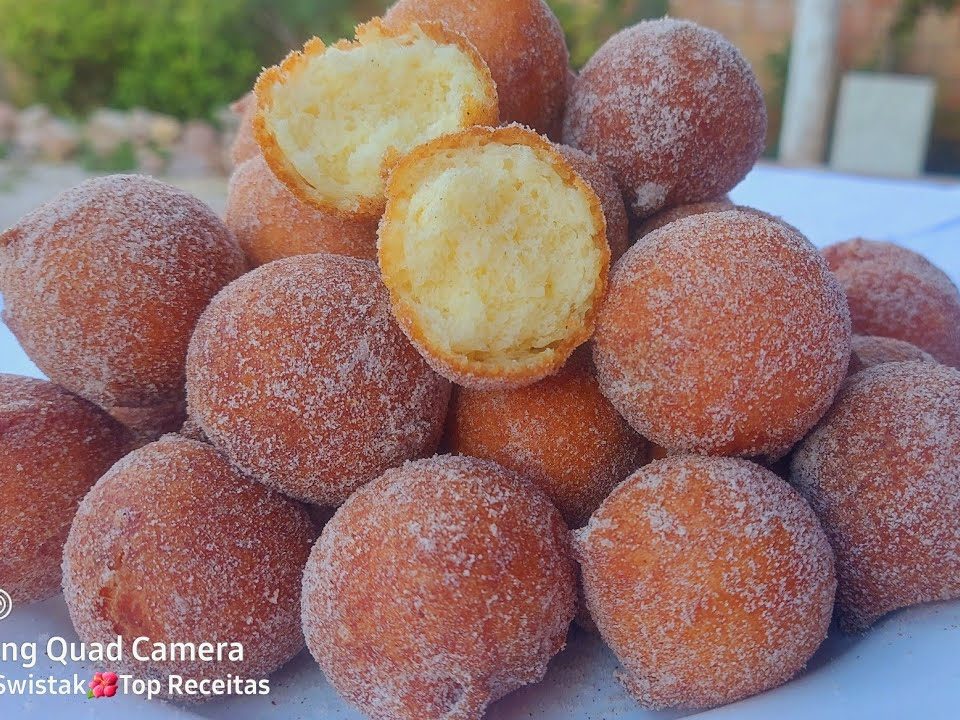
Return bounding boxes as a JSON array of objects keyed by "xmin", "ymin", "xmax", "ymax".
[{"xmin": 2, "ymin": 165, "xmax": 960, "ymax": 719}]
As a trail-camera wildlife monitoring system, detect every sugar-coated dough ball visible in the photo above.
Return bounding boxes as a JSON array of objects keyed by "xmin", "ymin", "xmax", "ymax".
[
  {"xmin": 563, "ymin": 19, "xmax": 766, "ymax": 218},
  {"xmin": 226, "ymin": 155, "xmax": 378, "ymax": 266},
  {"xmin": 62, "ymin": 436, "xmax": 315, "ymax": 697},
  {"xmin": 229, "ymin": 92, "xmax": 259, "ymax": 166},
  {"xmin": 385, "ymin": 0, "xmax": 569, "ymax": 135},
  {"xmin": 594, "ymin": 210, "xmax": 850, "ymax": 458},
  {"xmin": 378, "ymin": 125, "xmax": 608, "ymax": 389},
  {"xmin": 449, "ymin": 353, "xmax": 648, "ymax": 527},
  {"xmin": 302, "ymin": 455, "xmax": 577, "ymax": 720},
  {"xmin": 848, "ymin": 334, "xmax": 936, "ymax": 375},
  {"xmin": 187, "ymin": 254, "xmax": 450, "ymax": 505},
  {"xmin": 555, "ymin": 144, "xmax": 630, "ymax": 261},
  {"xmin": 0, "ymin": 175, "xmax": 246, "ymax": 407},
  {"xmin": 575, "ymin": 456, "xmax": 835, "ymax": 710},
  {"xmin": 824, "ymin": 238, "xmax": 960, "ymax": 367},
  {"xmin": 0, "ymin": 374, "xmax": 132, "ymax": 603},
  {"xmin": 791, "ymin": 361, "xmax": 960, "ymax": 631}
]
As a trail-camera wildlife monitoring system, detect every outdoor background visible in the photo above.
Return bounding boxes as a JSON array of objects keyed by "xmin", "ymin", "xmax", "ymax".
[{"xmin": 0, "ymin": 0, "xmax": 958, "ymax": 226}]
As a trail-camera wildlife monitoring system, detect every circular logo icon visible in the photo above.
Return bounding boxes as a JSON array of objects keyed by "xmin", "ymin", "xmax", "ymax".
[{"xmin": 0, "ymin": 588, "xmax": 11, "ymax": 620}]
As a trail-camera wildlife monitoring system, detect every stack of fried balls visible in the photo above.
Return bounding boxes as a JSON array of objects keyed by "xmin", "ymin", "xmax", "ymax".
[{"xmin": 2, "ymin": 2, "xmax": 959, "ymax": 717}]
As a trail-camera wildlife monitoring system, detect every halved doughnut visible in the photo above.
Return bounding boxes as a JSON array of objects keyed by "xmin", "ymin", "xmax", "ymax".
[
  {"xmin": 378, "ymin": 124, "xmax": 609, "ymax": 389},
  {"xmin": 254, "ymin": 19, "xmax": 498, "ymax": 219}
]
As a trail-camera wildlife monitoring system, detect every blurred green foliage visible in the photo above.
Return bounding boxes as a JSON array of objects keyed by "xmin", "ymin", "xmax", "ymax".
[{"xmin": 0, "ymin": 0, "xmax": 667, "ymax": 118}]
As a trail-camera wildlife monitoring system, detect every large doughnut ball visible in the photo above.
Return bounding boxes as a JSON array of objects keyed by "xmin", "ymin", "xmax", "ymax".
[
  {"xmin": 555, "ymin": 145, "xmax": 630, "ymax": 262},
  {"xmin": 187, "ymin": 254, "xmax": 450, "ymax": 506},
  {"xmin": 302, "ymin": 455, "xmax": 576, "ymax": 720},
  {"xmin": 384, "ymin": 0, "xmax": 568, "ymax": 134},
  {"xmin": 594, "ymin": 211, "xmax": 851, "ymax": 458},
  {"xmin": 62, "ymin": 435, "xmax": 315, "ymax": 697},
  {"xmin": 823, "ymin": 238, "xmax": 960, "ymax": 367},
  {"xmin": 848, "ymin": 334, "xmax": 936, "ymax": 375},
  {"xmin": 226, "ymin": 155, "xmax": 378, "ymax": 267},
  {"xmin": 563, "ymin": 19, "xmax": 766, "ymax": 219},
  {"xmin": 791, "ymin": 361, "xmax": 960, "ymax": 631},
  {"xmin": 0, "ymin": 175, "xmax": 246, "ymax": 407},
  {"xmin": 0, "ymin": 374, "xmax": 132, "ymax": 603},
  {"xmin": 448, "ymin": 354, "xmax": 648, "ymax": 527},
  {"xmin": 575, "ymin": 456, "xmax": 835, "ymax": 710}
]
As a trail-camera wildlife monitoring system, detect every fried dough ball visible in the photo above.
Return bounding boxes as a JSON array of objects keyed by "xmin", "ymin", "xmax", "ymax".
[
  {"xmin": 254, "ymin": 19, "xmax": 498, "ymax": 219},
  {"xmin": 107, "ymin": 399, "xmax": 187, "ymax": 446},
  {"xmin": 0, "ymin": 175, "xmax": 246, "ymax": 408},
  {"xmin": 186, "ymin": 254, "xmax": 450, "ymax": 506},
  {"xmin": 594, "ymin": 210, "xmax": 850, "ymax": 459},
  {"xmin": 575, "ymin": 455, "xmax": 835, "ymax": 710},
  {"xmin": 379, "ymin": 125, "xmax": 608, "ymax": 389},
  {"xmin": 556, "ymin": 144, "xmax": 629, "ymax": 261},
  {"xmin": 823, "ymin": 238, "xmax": 960, "ymax": 367},
  {"xmin": 636, "ymin": 196, "xmax": 734, "ymax": 238},
  {"xmin": 229, "ymin": 92, "xmax": 259, "ymax": 166},
  {"xmin": 848, "ymin": 334, "xmax": 936, "ymax": 375},
  {"xmin": 0, "ymin": 375, "xmax": 132, "ymax": 603},
  {"xmin": 448, "ymin": 354, "xmax": 648, "ymax": 527},
  {"xmin": 563, "ymin": 19, "xmax": 766, "ymax": 219},
  {"xmin": 302, "ymin": 455, "xmax": 577, "ymax": 720},
  {"xmin": 384, "ymin": 0, "xmax": 569, "ymax": 135},
  {"xmin": 791, "ymin": 361, "xmax": 960, "ymax": 631},
  {"xmin": 62, "ymin": 436, "xmax": 315, "ymax": 698},
  {"xmin": 226, "ymin": 155, "xmax": 378, "ymax": 266}
]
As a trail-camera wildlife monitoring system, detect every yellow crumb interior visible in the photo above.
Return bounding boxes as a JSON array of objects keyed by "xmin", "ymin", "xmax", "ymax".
[
  {"xmin": 264, "ymin": 27, "xmax": 490, "ymax": 213},
  {"xmin": 382, "ymin": 143, "xmax": 603, "ymax": 370}
]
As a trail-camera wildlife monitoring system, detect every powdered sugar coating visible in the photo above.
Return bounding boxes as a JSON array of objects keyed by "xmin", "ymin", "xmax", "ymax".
[
  {"xmin": 593, "ymin": 210, "xmax": 851, "ymax": 458},
  {"xmin": 449, "ymin": 352, "xmax": 648, "ymax": 527},
  {"xmin": 574, "ymin": 455, "xmax": 835, "ymax": 710},
  {"xmin": 848, "ymin": 334, "xmax": 936, "ymax": 375},
  {"xmin": 555, "ymin": 145, "xmax": 630, "ymax": 262},
  {"xmin": 0, "ymin": 174, "xmax": 246, "ymax": 407},
  {"xmin": 824, "ymin": 238, "xmax": 960, "ymax": 368},
  {"xmin": 0, "ymin": 374, "xmax": 132, "ymax": 603},
  {"xmin": 186, "ymin": 254, "xmax": 450, "ymax": 505},
  {"xmin": 302, "ymin": 455, "xmax": 576, "ymax": 720},
  {"xmin": 226, "ymin": 155, "xmax": 378, "ymax": 267},
  {"xmin": 62, "ymin": 435, "xmax": 315, "ymax": 698},
  {"xmin": 384, "ymin": 0, "xmax": 569, "ymax": 135},
  {"xmin": 790, "ymin": 361, "xmax": 960, "ymax": 632},
  {"xmin": 562, "ymin": 18, "xmax": 766, "ymax": 218}
]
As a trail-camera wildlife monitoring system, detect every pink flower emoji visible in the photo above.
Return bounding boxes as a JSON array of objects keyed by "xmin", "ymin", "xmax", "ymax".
[{"xmin": 88, "ymin": 671, "xmax": 118, "ymax": 699}]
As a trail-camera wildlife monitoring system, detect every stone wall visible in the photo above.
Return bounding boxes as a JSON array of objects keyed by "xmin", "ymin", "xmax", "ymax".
[{"xmin": 669, "ymin": 0, "xmax": 960, "ymax": 170}]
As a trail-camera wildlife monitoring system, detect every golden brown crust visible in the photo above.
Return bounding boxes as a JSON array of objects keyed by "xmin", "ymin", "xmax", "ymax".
[
  {"xmin": 254, "ymin": 18, "xmax": 499, "ymax": 221},
  {"xmin": 379, "ymin": 123, "xmax": 609, "ymax": 390}
]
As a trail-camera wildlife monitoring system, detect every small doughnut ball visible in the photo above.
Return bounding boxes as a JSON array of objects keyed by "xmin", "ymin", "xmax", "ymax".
[
  {"xmin": 848, "ymin": 334, "xmax": 936, "ymax": 375},
  {"xmin": 575, "ymin": 455, "xmax": 835, "ymax": 710},
  {"xmin": 448, "ymin": 354, "xmax": 648, "ymax": 527},
  {"xmin": 635, "ymin": 196, "xmax": 734, "ymax": 238},
  {"xmin": 107, "ymin": 399, "xmax": 187, "ymax": 446},
  {"xmin": 594, "ymin": 210, "xmax": 851, "ymax": 458},
  {"xmin": 302, "ymin": 455, "xmax": 576, "ymax": 720},
  {"xmin": 187, "ymin": 254, "xmax": 450, "ymax": 505},
  {"xmin": 0, "ymin": 175, "xmax": 246, "ymax": 407},
  {"xmin": 226, "ymin": 155, "xmax": 378, "ymax": 266},
  {"xmin": 0, "ymin": 374, "xmax": 132, "ymax": 603},
  {"xmin": 791, "ymin": 361, "xmax": 960, "ymax": 631},
  {"xmin": 385, "ymin": 0, "xmax": 569, "ymax": 135},
  {"xmin": 555, "ymin": 144, "xmax": 629, "ymax": 261},
  {"xmin": 62, "ymin": 436, "xmax": 315, "ymax": 698},
  {"xmin": 563, "ymin": 19, "xmax": 766, "ymax": 219},
  {"xmin": 824, "ymin": 238, "xmax": 960, "ymax": 367},
  {"xmin": 229, "ymin": 92, "xmax": 259, "ymax": 166}
]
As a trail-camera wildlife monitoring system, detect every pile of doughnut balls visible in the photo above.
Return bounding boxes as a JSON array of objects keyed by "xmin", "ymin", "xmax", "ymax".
[{"xmin": 2, "ymin": 1, "xmax": 960, "ymax": 717}]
